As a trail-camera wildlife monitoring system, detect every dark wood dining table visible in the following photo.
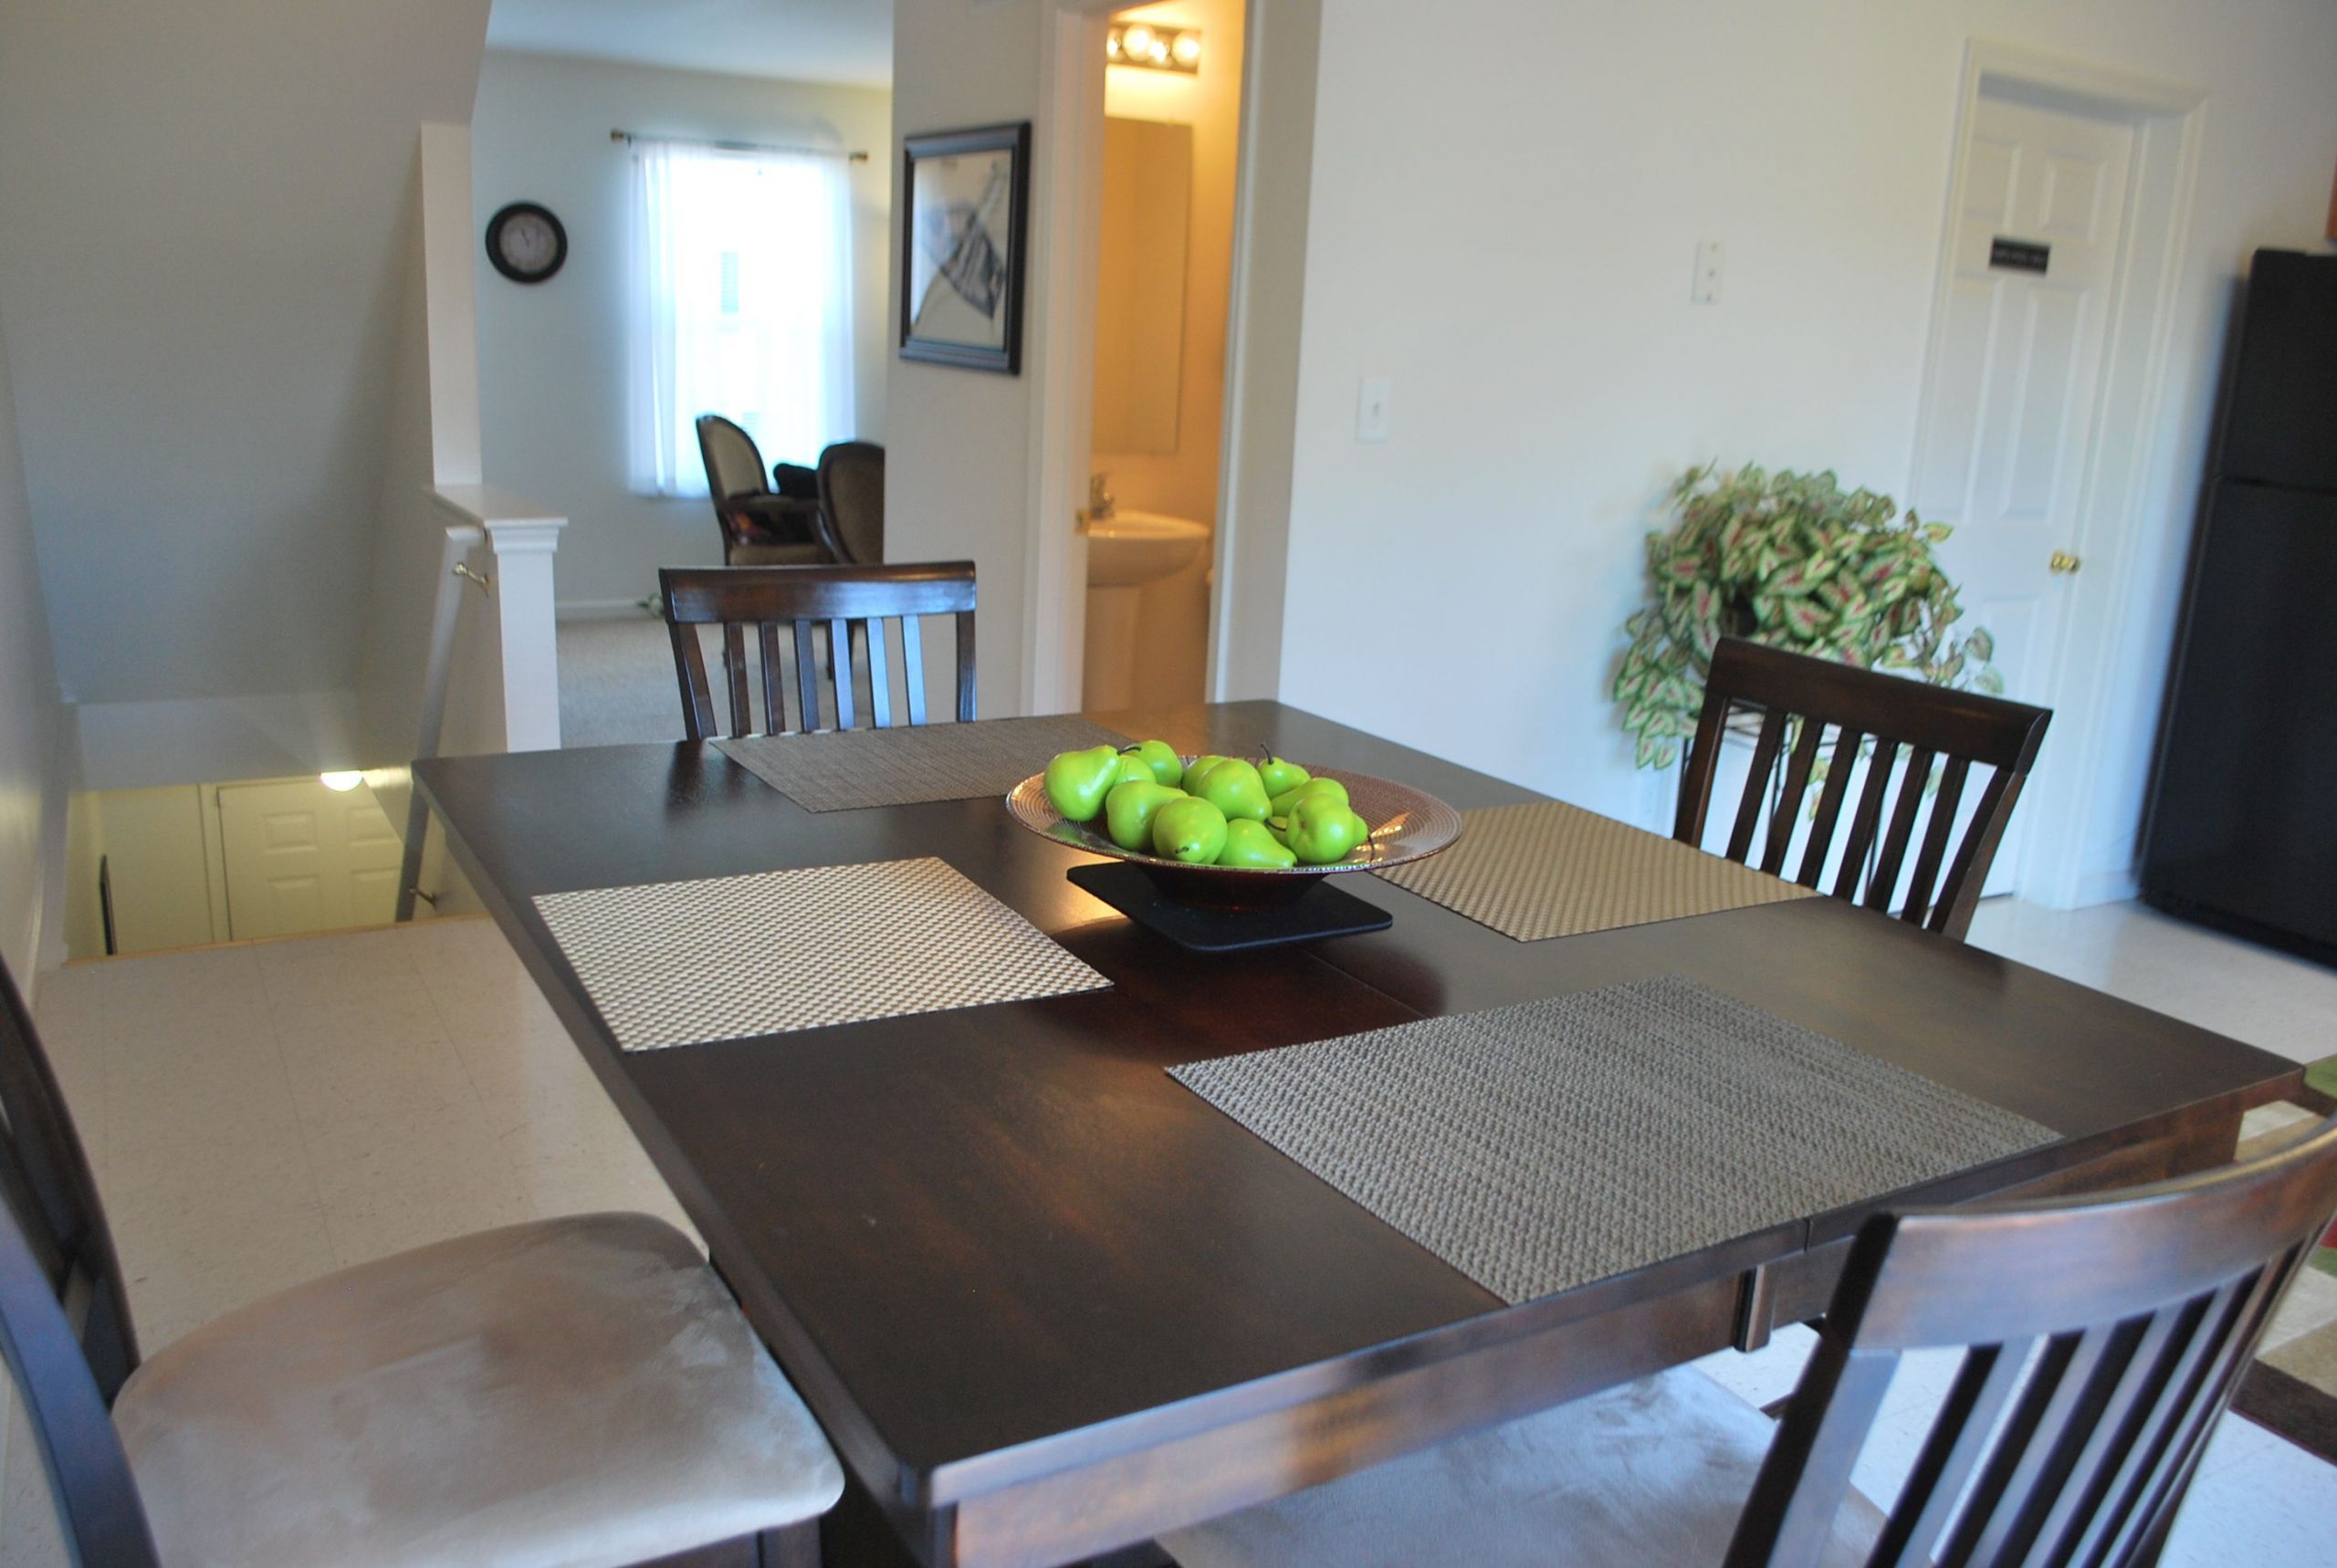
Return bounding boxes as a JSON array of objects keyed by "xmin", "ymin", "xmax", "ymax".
[{"xmin": 414, "ymin": 700, "xmax": 2303, "ymax": 1568}]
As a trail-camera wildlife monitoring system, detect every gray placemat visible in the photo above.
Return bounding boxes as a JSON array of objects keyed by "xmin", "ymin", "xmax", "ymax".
[
  {"xmin": 715, "ymin": 716, "xmax": 1132, "ymax": 812},
  {"xmin": 535, "ymin": 857, "xmax": 1111, "ymax": 1051},
  {"xmin": 1377, "ymin": 799, "xmax": 1818, "ymax": 941},
  {"xmin": 1170, "ymin": 976, "xmax": 2056, "ymax": 1303}
]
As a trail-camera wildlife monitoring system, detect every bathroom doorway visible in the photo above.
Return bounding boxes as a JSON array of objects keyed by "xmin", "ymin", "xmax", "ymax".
[{"xmin": 1080, "ymin": 0, "xmax": 1245, "ymax": 711}]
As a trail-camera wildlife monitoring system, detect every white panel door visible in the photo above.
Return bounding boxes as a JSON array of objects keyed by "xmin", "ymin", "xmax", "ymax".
[
  {"xmin": 1912, "ymin": 91, "xmax": 2134, "ymax": 890},
  {"xmin": 217, "ymin": 779, "xmax": 403, "ymax": 941}
]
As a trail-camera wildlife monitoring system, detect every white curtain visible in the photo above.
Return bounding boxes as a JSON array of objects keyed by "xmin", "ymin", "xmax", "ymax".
[{"xmin": 628, "ymin": 139, "xmax": 857, "ymax": 497}]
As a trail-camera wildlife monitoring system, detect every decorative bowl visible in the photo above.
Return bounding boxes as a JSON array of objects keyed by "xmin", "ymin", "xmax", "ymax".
[{"xmin": 1004, "ymin": 763, "xmax": 1464, "ymax": 911}]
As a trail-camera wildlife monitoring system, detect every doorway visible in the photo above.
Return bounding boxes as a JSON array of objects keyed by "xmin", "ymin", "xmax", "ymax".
[
  {"xmin": 1908, "ymin": 46, "xmax": 2206, "ymax": 904},
  {"xmin": 1022, "ymin": 0, "xmax": 1317, "ymax": 716},
  {"xmin": 1080, "ymin": 1, "xmax": 1245, "ymax": 712},
  {"xmin": 216, "ymin": 778, "xmax": 404, "ymax": 941}
]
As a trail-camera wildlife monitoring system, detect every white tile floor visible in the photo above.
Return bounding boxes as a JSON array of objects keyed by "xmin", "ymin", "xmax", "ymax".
[
  {"xmin": 3, "ymin": 898, "xmax": 2332, "ymax": 1564},
  {"xmin": 29, "ymin": 915, "xmax": 695, "ymax": 1353}
]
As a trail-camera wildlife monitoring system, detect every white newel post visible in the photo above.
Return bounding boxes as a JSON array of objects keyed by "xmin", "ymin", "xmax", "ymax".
[{"xmin": 486, "ymin": 516, "xmax": 565, "ymax": 752}]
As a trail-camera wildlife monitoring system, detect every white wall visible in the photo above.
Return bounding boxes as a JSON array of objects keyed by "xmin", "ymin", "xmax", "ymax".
[
  {"xmin": 471, "ymin": 51, "xmax": 894, "ymax": 612},
  {"xmin": 1280, "ymin": 0, "xmax": 2337, "ymax": 893},
  {"xmin": 0, "ymin": 309, "xmax": 63, "ymax": 987},
  {"xmin": 357, "ymin": 124, "xmax": 487, "ymax": 784},
  {"xmin": 888, "ymin": 0, "xmax": 1053, "ymax": 717},
  {"xmin": 0, "ymin": 0, "xmax": 492, "ymax": 722}
]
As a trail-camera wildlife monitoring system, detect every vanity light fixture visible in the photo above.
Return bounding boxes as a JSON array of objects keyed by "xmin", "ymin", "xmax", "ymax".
[
  {"xmin": 1107, "ymin": 21, "xmax": 1200, "ymax": 75},
  {"xmin": 319, "ymin": 771, "xmax": 365, "ymax": 792}
]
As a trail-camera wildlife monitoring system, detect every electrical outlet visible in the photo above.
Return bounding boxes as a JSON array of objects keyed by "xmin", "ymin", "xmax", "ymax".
[
  {"xmin": 1692, "ymin": 240, "xmax": 1724, "ymax": 304},
  {"xmin": 1357, "ymin": 376, "xmax": 1393, "ymax": 444}
]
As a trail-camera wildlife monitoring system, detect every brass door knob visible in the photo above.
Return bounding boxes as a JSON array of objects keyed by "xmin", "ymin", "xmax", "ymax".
[{"xmin": 2049, "ymin": 550, "xmax": 2082, "ymax": 575}]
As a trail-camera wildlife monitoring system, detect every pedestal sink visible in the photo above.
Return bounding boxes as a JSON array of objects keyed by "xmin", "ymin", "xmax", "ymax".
[{"xmin": 1084, "ymin": 511, "xmax": 1209, "ymax": 709}]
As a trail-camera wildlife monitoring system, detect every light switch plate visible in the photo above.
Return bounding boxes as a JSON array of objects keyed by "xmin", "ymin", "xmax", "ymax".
[
  {"xmin": 1692, "ymin": 241, "xmax": 1724, "ymax": 304},
  {"xmin": 1357, "ymin": 376, "xmax": 1393, "ymax": 444}
]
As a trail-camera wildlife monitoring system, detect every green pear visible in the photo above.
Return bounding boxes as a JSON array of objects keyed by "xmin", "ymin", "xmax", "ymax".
[
  {"xmin": 1104, "ymin": 780, "xmax": 1185, "ymax": 852},
  {"xmin": 1044, "ymin": 745, "xmax": 1124, "ymax": 822},
  {"xmin": 1268, "ymin": 777, "xmax": 1349, "ymax": 818},
  {"xmin": 1257, "ymin": 752, "xmax": 1310, "ymax": 798},
  {"xmin": 1151, "ymin": 796, "xmax": 1230, "ymax": 864},
  {"xmin": 1220, "ymin": 817, "xmax": 1298, "ymax": 869},
  {"xmin": 1110, "ymin": 749, "xmax": 1156, "ymax": 789},
  {"xmin": 1132, "ymin": 739, "xmax": 1184, "ymax": 787},
  {"xmin": 1181, "ymin": 753, "xmax": 1230, "ymax": 790},
  {"xmin": 1285, "ymin": 796, "xmax": 1371, "ymax": 864},
  {"xmin": 1191, "ymin": 758, "xmax": 1271, "ymax": 822}
]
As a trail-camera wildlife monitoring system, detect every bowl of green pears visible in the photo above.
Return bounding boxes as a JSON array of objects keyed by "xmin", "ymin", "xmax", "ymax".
[{"xmin": 1006, "ymin": 741, "xmax": 1463, "ymax": 911}]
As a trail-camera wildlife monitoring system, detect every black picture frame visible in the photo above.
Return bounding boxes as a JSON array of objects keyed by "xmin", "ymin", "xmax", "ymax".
[
  {"xmin": 485, "ymin": 202, "xmax": 568, "ymax": 284},
  {"xmin": 899, "ymin": 123, "xmax": 1032, "ymax": 374}
]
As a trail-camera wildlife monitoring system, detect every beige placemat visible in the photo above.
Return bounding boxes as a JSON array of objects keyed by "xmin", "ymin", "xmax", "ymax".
[
  {"xmin": 534, "ymin": 857, "xmax": 1111, "ymax": 1051},
  {"xmin": 715, "ymin": 716, "xmax": 1131, "ymax": 812},
  {"xmin": 1376, "ymin": 799, "xmax": 1818, "ymax": 942},
  {"xmin": 1172, "ymin": 976, "xmax": 2057, "ymax": 1303}
]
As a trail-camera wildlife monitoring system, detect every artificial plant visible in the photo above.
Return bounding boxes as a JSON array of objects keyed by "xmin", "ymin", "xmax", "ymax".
[{"xmin": 1613, "ymin": 463, "xmax": 1999, "ymax": 768}]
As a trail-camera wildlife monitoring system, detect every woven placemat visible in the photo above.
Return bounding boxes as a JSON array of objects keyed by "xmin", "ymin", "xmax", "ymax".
[
  {"xmin": 715, "ymin": 715, "xmax": 1133, "ymax": 813},
  {"xmin": 535, "ymin": 857, "xmax": 1110, "ymax": 1051},
  {"xmin": 1171, "ymin": 976, "xmax": 2056, "ymax": 1303},
  {"xmin": 1376, "ymin": 799, "xmax": 1818, "ymax": 941}
]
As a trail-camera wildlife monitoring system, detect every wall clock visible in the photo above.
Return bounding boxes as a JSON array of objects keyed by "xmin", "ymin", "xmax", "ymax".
[{"xmin": 485, "ymin": 202, "xmax": 568, "ymax": 284}]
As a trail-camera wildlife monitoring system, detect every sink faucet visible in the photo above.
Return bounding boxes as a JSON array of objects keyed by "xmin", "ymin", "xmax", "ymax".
[{"xmin": 1088, "ymin": 472, "xmax": 1116, "ymax": 523}]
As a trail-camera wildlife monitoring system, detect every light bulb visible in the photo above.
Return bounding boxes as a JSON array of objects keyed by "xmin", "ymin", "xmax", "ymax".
[
  {"xmin": 1122, "ymin": 24, "xmax": 1155, "ymax": 58},
  {"xmin": 1149, "ymin": 37, "xmax": 1169, "ymax": 63},
  {"xmin": 1106, "ymin": 32, "xmax": 1123, "ymax": 58},
  {"xmin": 1172, "ymin": 33, "xmax": 1201, "ymax": 65},
  {"xmin": 320, "ymin": 770, "xmax": 364, "ymax": 792}
]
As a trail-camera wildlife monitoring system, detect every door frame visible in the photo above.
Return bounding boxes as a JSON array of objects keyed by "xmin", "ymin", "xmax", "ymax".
[
  {"xmin": 1022, "ymin": 0, "xmax": 1309, "ymax": 714},
  {"xmin": 1019, "ymin": 0, "xmax": 1115, "ymax": 716},
  {"xmin": 1912, "ymin": 41, "xmax": 2205, "ymax": 909}
]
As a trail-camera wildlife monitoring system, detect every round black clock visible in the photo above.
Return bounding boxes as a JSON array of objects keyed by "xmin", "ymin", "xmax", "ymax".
[{"xmin": 485, "ymin": 202, "xmax": 568, "ymax": 284}]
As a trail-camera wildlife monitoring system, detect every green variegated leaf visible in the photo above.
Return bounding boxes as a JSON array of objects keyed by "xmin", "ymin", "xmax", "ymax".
[{"xmin": 1614, "ymin": 462, "xmax": 1998, "ymax": 768}]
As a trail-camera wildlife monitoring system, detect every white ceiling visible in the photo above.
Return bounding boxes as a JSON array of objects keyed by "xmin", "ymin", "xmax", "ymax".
[{"xmin": 487, "ymin": 0, "xmax": 892, "ymax": 88}]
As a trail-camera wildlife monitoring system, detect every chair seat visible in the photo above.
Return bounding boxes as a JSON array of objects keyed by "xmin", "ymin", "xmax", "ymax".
[
  {"xmin": 726, "ymin": 541, "xmax": 831, "ymax": 567},
  {"xmin": 1159, "ymin": 1366, "xmax": 1888, "ymax": 1568},
  {"xmin": 112, "ymin": 1213, "xmax": 843, "ymax": 1568}
]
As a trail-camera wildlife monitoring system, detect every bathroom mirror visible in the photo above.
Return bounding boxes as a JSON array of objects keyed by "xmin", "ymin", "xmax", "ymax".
[{"xmin": 1092, "ymin": 117, "xmax": 1192, "ymax": 455}]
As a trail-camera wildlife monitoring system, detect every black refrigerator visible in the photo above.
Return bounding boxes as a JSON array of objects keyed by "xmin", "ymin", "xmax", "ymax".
[{"xmin": 2142, "ymin": 249, "xmax": 2337, "ymax": 960}]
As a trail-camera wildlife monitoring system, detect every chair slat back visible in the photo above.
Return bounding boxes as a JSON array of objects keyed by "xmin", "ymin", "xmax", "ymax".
[
  {"xmin": 660, "ymin": 562, "xmax": 977, "ymax": 740},
  {"xmin": 0, "ymin": 965, "xmax": 136, "ymax": 1398},
  {"xmin": 1674, "ymin": 637, "xmax": 2051, "ymax": 939},
  {"xmin": 0, "ymin": 958, "xmax": 158, "ymax": 1564},
  {"xmin": 0, "ymin": 1198, "xmax": 158, "ymax": 1567},
  {"xmin": 1727, "ymin": 1115, "xmax": 2337, "ymax": 1568}
]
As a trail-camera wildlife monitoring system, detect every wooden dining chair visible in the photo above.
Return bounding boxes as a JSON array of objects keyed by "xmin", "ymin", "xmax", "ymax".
[
  {"xmin": 1674, "ymin": 637, "xmax": 2052, "ymax": 940},
  {"xmin": 0, "ymin": 956, "xmax": 844, "ymax": 1568},
  {"xmin": 660, "ymin": 560, "xmax": 976, "ymax": 740},
  {"xmin": 1164, "ymin": 1114, "xmax": 2337, "ymax": 1568}
]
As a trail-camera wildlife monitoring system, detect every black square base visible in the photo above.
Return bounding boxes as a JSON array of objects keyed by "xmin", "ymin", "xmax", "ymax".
[{"xmin": 1066, "ymin": 862, "xmax": 1393, "ymax": 952}]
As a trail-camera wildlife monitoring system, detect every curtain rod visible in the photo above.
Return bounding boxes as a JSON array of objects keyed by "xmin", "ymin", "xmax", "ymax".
[{"xmin": 610, "ymin": 129, "xmax": 869, "ymax": 163}]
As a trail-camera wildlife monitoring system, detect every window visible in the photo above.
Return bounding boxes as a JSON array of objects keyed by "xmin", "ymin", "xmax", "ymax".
[{"xmin": 628, "ymin": 140, "xmax": 855, "ymax": 497}]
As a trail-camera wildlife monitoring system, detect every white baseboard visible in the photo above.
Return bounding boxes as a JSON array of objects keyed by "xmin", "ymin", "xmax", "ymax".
[
  {"xmin": 2072, "ymin": 864, "xmax": 2140, "ymax": 909},
  {"xmin": 557, "ymin": 598, "xmax": 658, "ymax": 622}
]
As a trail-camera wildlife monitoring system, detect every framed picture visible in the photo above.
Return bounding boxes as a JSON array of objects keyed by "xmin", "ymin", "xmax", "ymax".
[{"xmin": 900, "ymin": 122, "xmax": 1032, "ymax": 374}]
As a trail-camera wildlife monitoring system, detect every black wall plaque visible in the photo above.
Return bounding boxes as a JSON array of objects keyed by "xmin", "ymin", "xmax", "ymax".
[{"xmin": 1990, "ymin": 237, "xmax": 2050, "ymax": 275}]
